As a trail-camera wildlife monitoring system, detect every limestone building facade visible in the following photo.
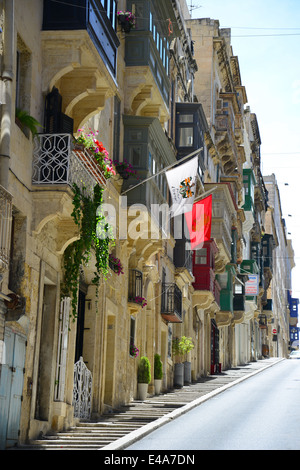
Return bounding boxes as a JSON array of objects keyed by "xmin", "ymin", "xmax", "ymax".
[{"xmin": 0, "ymin": 0, "xmax": 295, "ymax": 449}]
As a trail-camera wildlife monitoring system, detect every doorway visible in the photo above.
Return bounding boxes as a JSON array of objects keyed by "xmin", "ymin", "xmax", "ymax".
[
  {"xmin": 0, "ymin": 327, "xmax": 26, "ymax": 449},
  {"xmin": 104, "ymin": 315, "xmax": 116, "ymax": 406}
]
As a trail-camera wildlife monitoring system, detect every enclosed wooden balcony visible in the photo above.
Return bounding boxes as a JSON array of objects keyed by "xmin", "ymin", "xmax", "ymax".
[
  {"xmin": 123, "ymin": 0, "xmax": 179, "ymax": 123},
  {"xmin": 204, "ymin": 183, "xmax": 238, "ymax": 273},
  {"xmin": 242, "ymin": 168, "xmax": 256, "ymax": 231},
  {"xmin": 42, "ymin": 0, "xmax": 119, "ymax": 77},
  {"xmin": 214, "ymin": 93, "xmax": 240, "ymax": 175},
  {"xmin": 215, "ymin": 264, "xmax": 235, "ymax": 326},
  {"xmin": 192, "ymin": 266, "xmax": 220, "ymax": 308},
  {"xmin": 192, "ymin": 241, "xmax": 221, "ymax": 313},
  {"xmin": 0, "ymin": 185, "xmax": 13, "ymax": 272},
  {"xmin": 41, "ymin": 0, "xmax": 120, "ymax": 130},
  {"xmin": 263, "ymin": 298, "xmax": 273, "ymax": 320}
]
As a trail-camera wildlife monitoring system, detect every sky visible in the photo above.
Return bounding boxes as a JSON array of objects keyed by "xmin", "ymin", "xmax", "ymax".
[{"xmin": 190, "ymin": 0, "xmax": 300, "ymax": 300}]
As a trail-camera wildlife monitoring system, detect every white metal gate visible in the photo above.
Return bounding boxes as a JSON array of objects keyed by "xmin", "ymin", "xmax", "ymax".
[
  {"xmin": 54, "ymin": 297, "xmax": 70, "ymax": 402},
  {"xmin": 73, "ymin": 357, "xmax": 92, "ymax": 420}
]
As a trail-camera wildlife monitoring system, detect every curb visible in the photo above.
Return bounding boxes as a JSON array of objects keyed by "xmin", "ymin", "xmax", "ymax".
[{"xmin": 101, "ymin": 358, "xmax": 284, "ymax": 450}]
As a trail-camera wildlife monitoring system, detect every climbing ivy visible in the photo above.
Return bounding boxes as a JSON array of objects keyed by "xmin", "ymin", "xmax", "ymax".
[{"xmin": 61, "ymin": 183, "xmax": 114, "ymax": 320}]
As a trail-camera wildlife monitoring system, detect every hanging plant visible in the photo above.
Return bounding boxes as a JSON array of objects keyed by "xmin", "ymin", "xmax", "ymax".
[
  {"xmin": 130, "ymin": 343, "xmax": 139, "ymax": 358},
  {"xmin": 134, "ymin": 296, "xmax": 147, "ymax": 308},
  {"xmin": 117, "ymin": 11, "xmax": 136, "ymax": 32},
  {"xmin": 109, "ymin": 254, "xmax": 124, "ymax": 275},
  {"xmin": 113, "ymin": 159, "xmax": 139, "ymax": 180},
  {"xmin": 61, "ymin": 183, "xmax": 115, "ymax": 320}
]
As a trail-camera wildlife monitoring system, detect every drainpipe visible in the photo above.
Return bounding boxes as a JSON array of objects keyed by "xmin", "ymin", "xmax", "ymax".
[{"xmin": 0, "ymin": 0, "xmax": 14, "ymax": 189}]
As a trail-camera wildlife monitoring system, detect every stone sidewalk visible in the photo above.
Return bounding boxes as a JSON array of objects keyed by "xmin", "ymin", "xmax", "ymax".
[{"xmin": 12, "ymin": 357, "xmax": 283, "ymax": 450}]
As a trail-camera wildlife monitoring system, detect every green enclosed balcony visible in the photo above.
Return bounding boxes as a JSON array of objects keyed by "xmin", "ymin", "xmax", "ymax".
[
  {"xmin": 242, "ymin": 169, "xmax": 256, "ymax": 213},
  {"xmin": 240, "ymin": 259, "xmax": 259, "ymax": 301},
  {"xmin": 216, "ymin": 264, "xmax": 235, "ymax": 313}
]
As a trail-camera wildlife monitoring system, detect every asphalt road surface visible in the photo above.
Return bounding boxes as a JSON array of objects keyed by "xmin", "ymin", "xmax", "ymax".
[{"xmin": 127, "ymin": 359, "xmax": 300, "ymax": 450}]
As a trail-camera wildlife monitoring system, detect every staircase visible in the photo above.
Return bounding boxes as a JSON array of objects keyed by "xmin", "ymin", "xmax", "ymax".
[
  {"xmin": 14, "ymin": 400, "xmax": 184, "ymax": 450},
  {"xmin": 10, "ymin": 358, "xmax": 282, "ymax": 451}
]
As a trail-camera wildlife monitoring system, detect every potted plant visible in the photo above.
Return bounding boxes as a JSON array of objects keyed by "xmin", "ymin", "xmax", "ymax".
[
  {"xmin": 130, "ymin": 343, "xmax": 139, "ymax": 358},
  {"xmin": 137, "ymin": 356, "xmax": 151, "ymax": 400},
  {"xmin": 117, "ymin": 11, "xmax": 136, "ymax": 32},
  {"xmin": 15, "ymin": 108, "xmax": 43, "ymax": 138},
  {"xmin": 172, "ymin": 337, "xmax": 185, "ymax": 387},
  {"xmin": 154, "ymin": 353, "xmax": 163, "ymax": 395},
  {"xmin": 172, "ymin": 336, "xmax": 195, "ymax": 387},
  {"xmin": 134, "ymin": 296, "xmax": 147, "ymax": 308},
  {"xmin": 113, "ymin": 159, "xmax": 138, "ymax": 180},
  {"xmin": 181, "ymin": 336, "xmax": 195, "ymax": 384},
  {"xmin": 109, "ymin": 254, "xmax": 124, "ymax": 275}
]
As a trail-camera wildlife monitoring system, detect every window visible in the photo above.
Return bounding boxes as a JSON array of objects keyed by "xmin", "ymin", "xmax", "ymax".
[
  {"xmin": 168, "ymin": 327, "xmax": 172, "ymax": 357},
  {"xmin": 129, "ymin": 317, "xmax": 136, "ymax": 356},
  {"xmin": 179, "ymin": 114, "xmax": 193, "ymax": 123},
  {"xmin": 100, "ymin": 0, "xmax": 117, "ymax": 30},
  {"xmin": 113, "ymin": 96, "xmax": 121, "ymax": 161},
  {"xmin": 175, "ymin": 103, "xmax": 206, "ymax": 162},
  {"xmin": 179, "ymin": 127, "xmax": 193, "ymax": 147},
  {"xmin": 234, "ymin": 283, "xmax": 243, "ymax": 294},
  {"xmin": 15, "ymin": 36, "xmax": 32, "ymax": 135},
  {"xmin": 131, "ymin": 146, "xmax": 142, "ymax": 167},
  {"xmin": 195, "ymin": 248, "xmax": 207, "ymax": 265}
]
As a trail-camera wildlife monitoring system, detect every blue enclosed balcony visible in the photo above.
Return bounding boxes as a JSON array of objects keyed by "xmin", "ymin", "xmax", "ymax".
[{"xmin": 42, "ymin": 0, "xmax": 120, "ymax": 77}]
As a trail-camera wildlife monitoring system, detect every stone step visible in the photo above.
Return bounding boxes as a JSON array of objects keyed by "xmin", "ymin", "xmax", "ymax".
[
  {"xmin": 11, "ymin": 359, "xmax": 280, "ymax": 451},
  {"xmin": 17, "ymin": 443, "xmax": 108, "ymax": 450}
]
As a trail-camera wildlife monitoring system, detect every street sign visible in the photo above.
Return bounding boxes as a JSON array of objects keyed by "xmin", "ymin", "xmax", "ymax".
[
  {"xmin": 245, "ymin": 274, "xmax": 259, "ymax": 296},
  {"xmin": 273, "ymin": 328, "xmax": 277, "ymax": 334}
]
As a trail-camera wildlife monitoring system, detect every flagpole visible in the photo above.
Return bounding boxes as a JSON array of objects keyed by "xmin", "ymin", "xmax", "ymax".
[
  {"xmin": 120, "ymin": 147, "xmax": 203, "ymax": 196},
  {"xmin": 193, "ymin": 186, "xmax": 218, "ymax": 202}
]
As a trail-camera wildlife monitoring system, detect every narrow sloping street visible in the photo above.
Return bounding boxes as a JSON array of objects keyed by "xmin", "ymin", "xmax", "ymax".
[
  {"xmin": 11, "ymin": 358, "xmax": 281, "ymax": 450},
  {"xmin": 127, "ymin": 358, "xmax": 300, "ymax": 451}
]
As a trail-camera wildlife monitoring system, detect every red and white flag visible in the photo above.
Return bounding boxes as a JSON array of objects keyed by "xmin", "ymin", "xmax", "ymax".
[{"xmin": 184, "ymin": 195, "xmax": 212, "ymax": 250}]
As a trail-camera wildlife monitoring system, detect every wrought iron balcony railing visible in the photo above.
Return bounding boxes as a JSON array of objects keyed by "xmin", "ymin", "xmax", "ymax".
[
  {"xmin": 0, "ymin": 185, "xmax": 13, "ymax": 272},
  {"xmin": 32, "ymin": 134, "xmax": 107, "ymax": 195},
  {"xmin": 128, "ymin": 269, "xmax": 143, "ymax": 304},
  {"xmin": 161, "ymin": 283, "xmax": 182, "ymax": 321}
]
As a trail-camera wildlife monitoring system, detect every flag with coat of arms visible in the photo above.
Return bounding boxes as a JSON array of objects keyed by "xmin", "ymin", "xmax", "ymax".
[{"xmin": 166, "ymin": 156, "xmax": 198, "ymax": 217}]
